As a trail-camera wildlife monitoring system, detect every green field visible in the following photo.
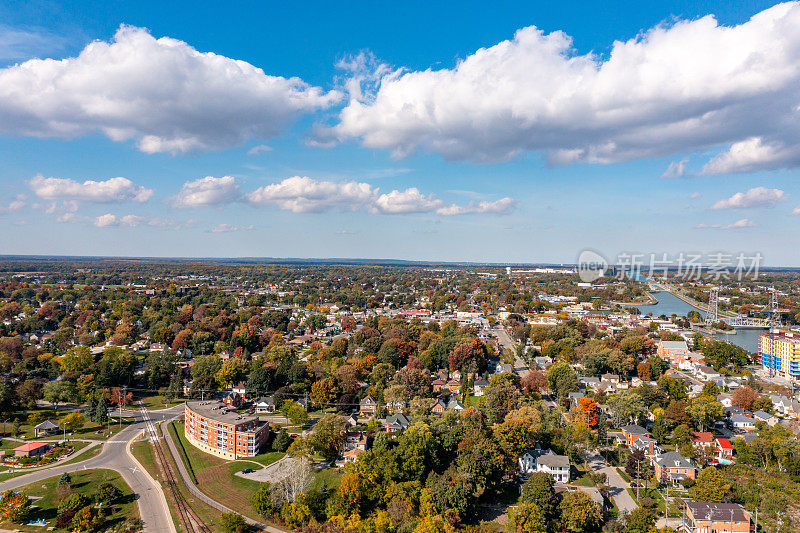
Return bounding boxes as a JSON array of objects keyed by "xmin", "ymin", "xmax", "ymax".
[{"xmin": 0, "ymin": 469, "xmax": 138, "ymax": 532}]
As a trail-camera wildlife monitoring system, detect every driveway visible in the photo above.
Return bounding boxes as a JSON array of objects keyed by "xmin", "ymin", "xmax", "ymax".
[
  {"xmin": 0, "ymin": 405, "xmax": 184, "ymax": 533},
  {"xmin": 583, "ymin": 451, "xmax": 638, "ymax": 515}
]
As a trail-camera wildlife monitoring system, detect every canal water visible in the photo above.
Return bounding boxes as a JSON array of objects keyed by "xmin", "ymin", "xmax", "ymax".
[{"xmin": 635, "ymin": 290, "xmax": 762, "ymax": 353}]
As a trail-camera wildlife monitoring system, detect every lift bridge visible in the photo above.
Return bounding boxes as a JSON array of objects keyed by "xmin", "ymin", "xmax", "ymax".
[{"xmin": 707, "ymin": 287, "xmax": 780, "ymax": 328}]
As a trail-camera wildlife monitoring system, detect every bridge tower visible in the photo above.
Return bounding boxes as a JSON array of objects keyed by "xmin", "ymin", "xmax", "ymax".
[
  {"xmin": 707, "ymin": 287, "xmax": 719, "ymax": 323},
  {"xmin": 768, "ymin": 288, "xmax": 780, "ymax": 330}
]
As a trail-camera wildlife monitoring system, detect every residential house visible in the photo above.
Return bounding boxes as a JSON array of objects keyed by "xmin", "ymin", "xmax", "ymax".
[
  {"xmin": 621, "ymin": 425, "xmax": 650, "ymax": 447},
  {"xmin": 384, "ymin": 413, "xmax": 410, "ymax": 435},
  {"xmin": 696, "ymin": 365, "xmax": 722, "ymax": 382},
  {"xmin": 631, "ymin": 436, "xmax": 661, "ymax": 457},
  {"xmin": 342, "ymin": 447, "xmax": 365, "ymax": 463},
  {"xmin": 753, "ymin": 410, "xmax": 777, "ymax": 426},
  {"xmin": 729, "ymin": 414, "xmax": 756, "ymax": 432},
  {"xmin": 518, "ymin": 449, "xmax": 570, "ymax": 483},
  {"xmin": 769, "ymin": 395, "xmax": 795, "ymax": 417},
  {"xmin": 536, "ymin": 451, "xmax": 571, "ymax": 483},
  {"xmin": 717, "ymin": 394, "xmax": 733, "ymax": 408},
  {"xmin": 684, "ymin": 502, "xmax": 753, "ymax": 533},
  {"xmin": 568, "ymin": 391, "xmax": 586, "ymax": 407},
  {"xmin": 252, "ymin": 396, "xmax": 275, "ymax": 413},
  {"xmin": 446, "ymin": 396, "xmax": 464, "ymax": 410},
  {"xmin": 222, "ymin": 392, "xmax": 242, "ymax": 408},
  {"xmin": 432, "ymin": 378, "xmax": 447, "ymax": 393},
  {"xmin": 360, "ymin": 395, "xmax": 378, "ymax": 417},
  {"xmin": 601, "ymin": 373, "xmax": 620, "ymax": 385},
  {"xmin": 232, "ymin": 383, "xmax": 247, "ymax": 400},
  {"xmin": 430, "ymin": 398, "xmax": 447, "ymax": 415},
  {"xmin": 473, "ymin": 379, "xmax": 489, "ymax": 397},
  {"xmin": 653, "ymin": 451, "xmax": 698, "ymax": 483}
]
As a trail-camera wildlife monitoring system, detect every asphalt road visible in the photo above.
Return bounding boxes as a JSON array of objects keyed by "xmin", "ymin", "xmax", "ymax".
[
  {"xmin": 0, "ymin": 406, "xmax": 184, "ymax": 533},
  {"xmin": 491, "ymin": 326, "xmax": 530, "ymax": 377},
  {"xmin": 583, "ymin": 451, "xmax": 638, "ymax": 515}
]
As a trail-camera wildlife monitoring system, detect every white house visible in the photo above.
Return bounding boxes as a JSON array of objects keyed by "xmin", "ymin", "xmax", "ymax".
[{"xmin": 518, "ymin": 449, "xmax": 570, "ymax": 483}]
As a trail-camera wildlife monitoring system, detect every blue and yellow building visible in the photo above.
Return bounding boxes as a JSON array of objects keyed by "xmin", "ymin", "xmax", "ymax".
[{"xmin": 759, "ymin": 332, "xmax": 800, "ymax": 381}]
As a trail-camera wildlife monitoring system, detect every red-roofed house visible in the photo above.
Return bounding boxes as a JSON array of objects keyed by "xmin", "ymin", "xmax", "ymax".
[{"xmin": 14, "ymin": 442, "xmax": 50, "ymax": 458}]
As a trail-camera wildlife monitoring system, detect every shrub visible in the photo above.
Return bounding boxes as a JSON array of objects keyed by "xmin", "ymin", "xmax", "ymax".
[
  {"xmin": 219, "ymin": 512, "xmax": 248, "ymax": 533},
  {"xmin": 56, "ymin": 509, "xmax": 77, "ymax": 529},
  {"xmin": 72, "ymin": 505, "xmax": 107, "ymax": 533},
  {"xmin": 0, "ymin": 490, "xmax": 31, "ymax": 523},
  {"xmin": 58, "ymin": 492, "xmax": 90, "ymax": 514},
  {"xmin": 95, "ymin": 483, "xmax": 123, "ymax": 504}
]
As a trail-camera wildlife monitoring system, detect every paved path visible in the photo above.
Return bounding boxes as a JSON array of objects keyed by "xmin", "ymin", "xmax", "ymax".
[
  {"xmin": 0, "ymin": 406, "xmax": 184, "ymax": 533},
  {"xmin": 491, "ymin": 326, "xmax": 530, "ymax": 377},
  {"xmin": 160, "ymin": 419, "xmax": 286, "ymax": 533},
  {"xmin": 583, "ymin": 451, "xmax": 638, "ymax": 516}
]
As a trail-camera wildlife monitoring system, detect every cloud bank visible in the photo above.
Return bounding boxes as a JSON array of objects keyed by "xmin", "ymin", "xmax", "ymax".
[
  {"xmin": 326, "ymin": 2, "xmax": 800, "ymax": 172},
  {"xmin": 0, "ymin": 25, "xmax": 339, "ymax": 153}
]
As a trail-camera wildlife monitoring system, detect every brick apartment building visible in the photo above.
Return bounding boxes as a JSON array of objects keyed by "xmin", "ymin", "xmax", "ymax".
[{"xmin": 184, "ymin": 400, "xmax": 270, "ymax": 459}]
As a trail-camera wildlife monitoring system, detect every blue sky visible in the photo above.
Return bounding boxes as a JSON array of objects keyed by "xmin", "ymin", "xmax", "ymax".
[{"xmin": 1, "ymin": 0, "xmax": 799, "ymax": 264}]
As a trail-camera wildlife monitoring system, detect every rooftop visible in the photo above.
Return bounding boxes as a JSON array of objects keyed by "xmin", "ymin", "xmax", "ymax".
[{"xmin": 186, "ymin": 400, "xmax": 260, "ymax": 426}]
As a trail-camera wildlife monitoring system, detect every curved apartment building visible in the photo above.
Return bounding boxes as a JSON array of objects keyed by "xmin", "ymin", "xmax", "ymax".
[{"xmin": 184, "ymin": 400, "xmax": 270, "ymax": 459}]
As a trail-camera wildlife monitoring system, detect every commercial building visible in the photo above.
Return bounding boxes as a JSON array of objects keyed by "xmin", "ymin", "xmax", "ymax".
[
  {"xmin": 759, "ymin": 332, "xmax": 800, "ymax": 381},
  {"xmin": 683, "ymin": 503, "xmax": 754, "ymax": 533},
  {"xmin": 184, "ymin": 401, "xmax": 270, "ymax": 460}
]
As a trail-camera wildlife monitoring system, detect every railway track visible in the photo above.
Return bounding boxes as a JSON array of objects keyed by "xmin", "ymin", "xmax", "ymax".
[{"xmin": 138, "ymin": 401, "xmax": 212, "ymax": 533}]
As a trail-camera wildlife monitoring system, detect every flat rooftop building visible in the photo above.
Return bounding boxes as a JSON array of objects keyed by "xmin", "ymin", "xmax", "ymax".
[{"xmin": 184, "ymin": 400, "xmax": 270, "ymax": 460}]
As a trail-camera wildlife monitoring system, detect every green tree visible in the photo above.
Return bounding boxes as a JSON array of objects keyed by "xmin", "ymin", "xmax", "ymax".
[
  {"xmin": 307, "ymin": 413, "xmax": 346, "ymax": 461},
  {"xmin": 689, "ymin": 467, "xmax": 730, "ymax": 502},
  {"xmin": 60, "ymin": 412, "xmax": 86, "ymax": 436},
  {"xmin": 688, "ymin": 396, "xmax": 723, "ymax": 432},
  {"xmin": 59, "ymin": 346, "xmax": 93, "ymax": 373},
  {"xmin": 508, "ymin": 501, "xmax": 546, "ymax": 533},
  {"xmin": 251, "ymin": 484, "xmax": 274, "ymax": 518},
  {"xmin": 520, "ymin": 472, "xmax": 556, "ymax": 520},
  {"xmin": 626, "ymin": 508, "xmax": 656, "ymax": 533},
  {"xmin": 559, "ymin": 491, "xmax": 602, "ymax": 532},
  {"xmin": 43, "ymin": 381, "xmax": 77, "ymax": 413}
]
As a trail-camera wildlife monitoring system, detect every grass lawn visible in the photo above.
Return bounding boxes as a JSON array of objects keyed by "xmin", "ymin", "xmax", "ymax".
[
  {"xmin": 310, "ymin": 467, "xmax": 343, "ymax": 492},
  {"xmin": 0, "ymin": 469, "xmax": 138, "ymax": 532},
  {"xmin": 137, "ymin": 395, "xmax": 185, "ymax": 410},
  {"xmin": 132, "ymin": 430, "xmax": 230, "ymax": 533},
  {"xmin": 616, "ymin": 468, "xmax": 632, "ymax": 483}
]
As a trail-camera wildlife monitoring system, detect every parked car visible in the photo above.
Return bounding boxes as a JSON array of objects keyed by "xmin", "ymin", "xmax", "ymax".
[{"xmin": 241, "ymin": 468, "xmax": 254, "ymax": 474}]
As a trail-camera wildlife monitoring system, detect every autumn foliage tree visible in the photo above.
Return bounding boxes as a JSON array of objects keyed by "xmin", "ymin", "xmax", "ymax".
[
  {"xmin": 731, "ymin": 386, "xmax": 759, "ymax": 411},
  {"xmin": 107, "ymin": 387, "xmax": 133, "ymax": 407},
  {"xmin": 576, "ymin": 397, "xmax": 600, "ymax": 427}
]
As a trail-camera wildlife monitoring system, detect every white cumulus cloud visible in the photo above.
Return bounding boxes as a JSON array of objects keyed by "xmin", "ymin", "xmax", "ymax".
[
  {"xmin": 373, "ymin": 188, "xmax": 443, "ymax": 214},
  {"xmin": 30, "ymin": 175, "xmax": 153, "ymax": 203},
  {"xmin": 171, "ymin": 176, "xmax": 242, "ymax": 208},
  {"xmin": 0, "ymin": 25, "xmax": 339, "ymax": 154},
  {"xmin": 246, "ymin": 176, "xmax": 376, "ymax": 213},
  {"xmin": 710, "ymin": 187, "xmax": 785, "ymax": 209},
  {"xmin": 694, "ymin": 218, "xmax": 757, "ymax": 229},
  {"xmin": 326, "ymin": 2, "xmax": 800, "ymax": 171}
]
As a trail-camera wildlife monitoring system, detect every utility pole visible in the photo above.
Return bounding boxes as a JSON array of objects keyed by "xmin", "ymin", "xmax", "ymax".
[{"xmin": 636, "ymin": 458, "xmax": 641, "ymax": 501}]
